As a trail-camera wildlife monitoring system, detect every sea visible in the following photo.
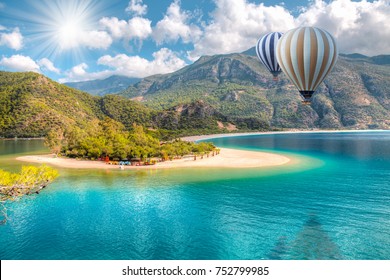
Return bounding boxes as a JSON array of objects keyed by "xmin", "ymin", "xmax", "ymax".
[{"xmin": 0, "ymin": 131, "xmax": 389, "ymax": 260}]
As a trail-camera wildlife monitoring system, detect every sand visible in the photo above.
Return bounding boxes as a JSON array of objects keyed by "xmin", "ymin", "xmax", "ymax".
[{"xmin": 15, "ymin": 148, "xmax": 291, "ymax": 170}]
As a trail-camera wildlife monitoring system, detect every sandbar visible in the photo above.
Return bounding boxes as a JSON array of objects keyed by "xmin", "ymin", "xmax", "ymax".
[{"xmin": 15, "ymin": 148, "xmax": 290, "ymax": 169}]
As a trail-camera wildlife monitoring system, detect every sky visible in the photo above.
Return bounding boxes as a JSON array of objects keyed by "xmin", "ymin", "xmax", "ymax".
[{"xmin": 0, "ymin": 0, "xmax": 389, "ymax": 83}]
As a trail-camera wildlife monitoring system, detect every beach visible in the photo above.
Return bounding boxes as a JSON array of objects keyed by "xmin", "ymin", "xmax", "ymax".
[
  {"xmin": 16, "ymin": 147, "xmax": 291, "ymax": 169},
  {"xmin": 14, "ymin": 130, "xmax": 382, "ymax": 170}
]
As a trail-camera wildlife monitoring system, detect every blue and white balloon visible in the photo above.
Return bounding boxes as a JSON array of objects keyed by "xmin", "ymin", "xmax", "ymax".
[{"xmin": 256, "ymin": 32, "xmax": 283, "ymax": 79}]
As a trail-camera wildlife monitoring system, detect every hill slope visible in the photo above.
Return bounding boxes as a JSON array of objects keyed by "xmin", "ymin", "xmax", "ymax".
[
  {"xmin": 64, "ymin": 75, "xmax": 140, "ymax": 96},
  {"xmin": 119, "ymin": 51, "xmax": 390, "ymax": 130},
  {"xmin": 0, "ymin": 72, "xmax": 102, "ymax": 137},
  {"xmin": 0, "ymin": 72, "xmax": 228, "ymax": 138}
]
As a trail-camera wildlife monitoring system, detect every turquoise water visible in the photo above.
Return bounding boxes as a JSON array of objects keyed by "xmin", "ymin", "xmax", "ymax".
[{"xmin": 0, "ymin": 132, "xmax": 389, "ymax": 260}]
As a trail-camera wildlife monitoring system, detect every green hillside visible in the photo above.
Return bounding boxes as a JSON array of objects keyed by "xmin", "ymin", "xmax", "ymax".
[
  {"xmin": 1, "ymin": 50, "xmax": 389, "ymax": 139},
  {"xmin": 0, "ymin": 71, "xmax": 227, "ymax": 138},
  {"xmin": 0, "ymin": 72, "xmax": 102, "ymax": 137}
]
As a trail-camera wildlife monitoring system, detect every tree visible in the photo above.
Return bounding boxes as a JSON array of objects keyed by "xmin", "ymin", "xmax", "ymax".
[
  {"xmin": 0, "ymin": 165, "xmax": 59, "ymax": 224},
  {"xmin": 44, "ymin": 129, "xmax": 64, "ymax": 155}
]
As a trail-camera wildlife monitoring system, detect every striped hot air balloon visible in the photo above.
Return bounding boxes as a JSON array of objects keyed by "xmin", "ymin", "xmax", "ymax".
[
  {"xmin": 276, "ymin": 26, "xmax": 338, "ymax": 104},
  {"xmin": 256, "ymin": 32, "xmax": 283, "ymax": 80}
]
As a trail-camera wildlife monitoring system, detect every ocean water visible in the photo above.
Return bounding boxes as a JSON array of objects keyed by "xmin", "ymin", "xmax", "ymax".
[{"xmin": 0, "ymin": 131, "xmax": 389, "ymax": 260}]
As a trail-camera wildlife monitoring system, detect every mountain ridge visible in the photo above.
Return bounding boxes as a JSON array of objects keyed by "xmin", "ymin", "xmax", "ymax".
[
  {"xmin": 64, "ymin": 75, "xmax": 140, "ymax": 96},
  {"xmin": 1, "ymin": 50, "xmax": 389, "ymax": 138},
  {"xmin": 118, "ymin": 51, "xmax": 390, "ymax": 130}
]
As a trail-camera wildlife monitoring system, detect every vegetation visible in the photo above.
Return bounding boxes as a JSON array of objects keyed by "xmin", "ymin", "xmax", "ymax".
[
  {"xmin": 119, "ymin": 51, "xmax": 390, "ymax": 130},
  {"xmin": 45, "ymin": 118, "xmax": 216, "ymax": 162},
  {"xmin": 0, "ymin": 165, "xmax": 59, "ymax": 224},
  {"xmin": 1, "ymin": 51, "xmax": 389, "ymax": 140}
]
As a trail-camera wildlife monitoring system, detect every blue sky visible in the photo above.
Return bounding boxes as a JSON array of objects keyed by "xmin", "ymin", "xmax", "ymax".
[{"xmin": 0, "ymin": 0, "xmax": 388, "ymax": 82}]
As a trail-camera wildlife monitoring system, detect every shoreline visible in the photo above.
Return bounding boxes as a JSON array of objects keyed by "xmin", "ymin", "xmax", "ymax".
[
  {"xmin": 15, "ymin": 148, "xmax": 291, "ymax": 170},
  {"xmin": 2, "ymin": 129, "xmax": 387, "ymax": 142},
  {"xmin": 13, "ymin": 129, "xmax": 388, "ymax": 170},
  {"xmin": 181, "ymin": 129, "xmax": 388, "ymax": 142}
]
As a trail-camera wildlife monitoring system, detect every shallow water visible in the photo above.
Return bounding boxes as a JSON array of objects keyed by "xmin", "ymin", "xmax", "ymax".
[{"xmin": 0, "ymin": 131, "xmax": 389, "ymax": 259}]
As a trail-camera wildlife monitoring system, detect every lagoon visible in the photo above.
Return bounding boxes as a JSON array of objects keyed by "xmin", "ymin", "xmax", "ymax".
[{"xmin": 0, "ymin": 131, "xmax": 389, "ymax": 259}]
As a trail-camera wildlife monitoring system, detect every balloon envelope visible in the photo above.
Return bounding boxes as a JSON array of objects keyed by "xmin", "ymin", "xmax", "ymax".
[
  {"xmin": 256, "ymin": 32, "xmax": 283, "ymax": 78},
  {"xmin": 276, "ymin": 26, "xmax": 338, "ymax": 103}
]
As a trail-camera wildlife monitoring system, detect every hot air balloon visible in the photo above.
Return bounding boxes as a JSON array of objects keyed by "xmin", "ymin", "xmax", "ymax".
[
  {"xmin": 256, "ymin": 32, "xmax": 283, "ymax": 80},
  {"xmin": 276, "ymin": 26, "xmax": 338, "ymax": 104}
]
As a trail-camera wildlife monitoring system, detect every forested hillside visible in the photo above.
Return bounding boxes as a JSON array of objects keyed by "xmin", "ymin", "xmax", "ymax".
[
  {"xmin": 1, "ymin": 50, "xmax": 389, "ymax": 138},
  {"xmin": 0, "ymin": 72, "xmax": 228, "ymax": 138}
]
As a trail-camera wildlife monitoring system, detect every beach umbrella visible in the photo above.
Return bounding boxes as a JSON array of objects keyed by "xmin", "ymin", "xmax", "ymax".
[
  {"xmin": 276, "ymin": 26, "xmax": 338, "ymax": 104},
  {"xmin": 256, "ymin": 32, "xmax": 283, "ymax": 80}
]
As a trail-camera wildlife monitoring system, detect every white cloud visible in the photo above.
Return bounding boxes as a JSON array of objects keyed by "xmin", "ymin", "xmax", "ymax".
[
  {"xmin": 100, "ymin": 16, "xmax": 152, "ymax": 41},
  {"xmin": 0, "ymin": 27, "xmax": 24, "ymax": 50},
  {"xmin": 296, "ymin": 0, "xmax": 390, "ymax": 56},
  {"xmin": 60, "ymin": 48, "xmax": 186, "ymax": 82},
  {"xmin": 80, "ymin": 30, "xmax": 113, "ymax": 50},
  {"xmin": 98, "ymin": 48, "xmax": 186, "ymax": 78},
  {"xmin": 0, "ymin": 2, "xmax": 5, "ymax": 10},
  {"xmin": 126, "ymin": 0, "xmax": 147, "ymax": 16},
  {"xmin": 0, "ymin": 55, "xmax": 40, "ymax": 72},
  {"xmin": 38, "ymin": 58, "xmax": 60, "ymax": 74},
  {"xmin": 72, "ymin": 63, "xmax": 88, "ymax": 76},
  {"xmin": 59, "ymin": 63, "xmax": 113, "ymax": 83},
  {"xmin": 188, "ymin": 0, "xmax": 294, "ymax": 60},
  {"xmin": 153, "ymin": 0, "xmax": 202, "ymax": 45},
  {"xmin": 189, "ymin": 0, "xmax": 390, "ymax": 59}
]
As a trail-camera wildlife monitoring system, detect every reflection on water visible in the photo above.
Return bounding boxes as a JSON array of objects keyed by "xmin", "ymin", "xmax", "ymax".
[
  {"xmin": 267, "ymin": 236, "xmax": 288, "ymax": 260},
  {"xmin": 268, "ymin": 214, "xmax": 342, "ymax": 260},
  {"xmin": 210, "ymin": 131, "xmax": 390, "ymax": 161}
]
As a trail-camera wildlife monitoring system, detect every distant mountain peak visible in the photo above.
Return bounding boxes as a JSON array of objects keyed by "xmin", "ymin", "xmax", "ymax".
[{"xmin": 64, "ymin": 75, "xmax": 141, "ymax": 96}]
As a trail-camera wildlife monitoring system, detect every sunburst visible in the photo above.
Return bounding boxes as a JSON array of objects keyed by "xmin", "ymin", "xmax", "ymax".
[{"xmin": 5, "ymin": 0, "xmax": 113, "ymax": 63}]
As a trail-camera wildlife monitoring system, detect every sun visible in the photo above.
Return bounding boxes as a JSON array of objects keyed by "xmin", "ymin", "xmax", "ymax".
[
  {"xmin": 17, "ymin": 0, "xmax": 106, "ymax": 60},
  {"xmin": 57, "ymin": 18, "xmax": 84, "ymax": 50}
]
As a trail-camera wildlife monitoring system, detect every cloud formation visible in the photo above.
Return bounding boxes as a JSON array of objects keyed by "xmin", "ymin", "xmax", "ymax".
[
  {"xmin": 1, "ymin": 0, "xmax": 389, "ymax": 82},
  {"xmin": 59, "ymin": 63, "xmax": 112, "ymax": 83},
  {"xmin": 296, "ymin": 0, "xmax": 390, "ymax": 56},
  {"xmin": 188, "ymin": 0, "xmax": 294, "ymax": 60},
  {"xmin": 98, "ymin": 48, "xmax": 187, "ymax": 77},
  {"xmin": 0, "ymin": 55, "xmax": 39, "ymax": 72},
  {"xmin": 100, "ymin": 16, "xmax": 152, "ymax": 41},
  {"xmin": 80, "ymin": 30, "xmax": 113, "ymax": 50},
  {"xmin": 0, "ymin": 27, "xmax": 23, "ymax": 50},
  {"xmin": 153, "ymin": 0, "xmax": 202, "ymax": 45},
  {"xmin": 38, "ymin": 58, "xmax": 60, "ymax": 74},
  {"xmin": 61, "ymin": 48, "xmax": 186, "ymax": 82},
  {"xmin": 189, "ymin": 0, "xmax": 390, "ymax": 59},
  {"xmin": 126, "ymin": 0, "xmax": 147, "ymax": 16}
]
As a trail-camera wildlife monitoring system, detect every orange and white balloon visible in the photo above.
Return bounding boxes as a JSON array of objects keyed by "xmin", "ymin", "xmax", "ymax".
[{"xmin": 276, "ymin": 27, "xmax": 338, "ymax": 104}]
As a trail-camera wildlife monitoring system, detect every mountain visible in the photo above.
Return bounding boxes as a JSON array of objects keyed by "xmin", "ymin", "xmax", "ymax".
[
  {"xmin": 1, "ymin": 48, "xmax": 389, "ymax": 138},
  {"xmin": 0, "ymin": 72, "xmax": 101, "ymax": 137},
  {"xmin": 0, "ymin": 72, "xmax": 227, "ymax": 138},
  {"xmin": 119, "ymin": 50, "xmax": 390, "ymax": 130},
  {"xmin": 340, "ymin": 53, "xmax": 390, "ymax": 65},
  {"xmin": 64, "ymin": 75, "xmax": 140, "ymax": 96}
]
